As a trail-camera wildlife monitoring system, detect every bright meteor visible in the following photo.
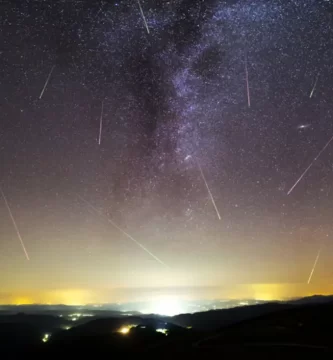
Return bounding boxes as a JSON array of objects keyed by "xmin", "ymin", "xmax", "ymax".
[
  {"xmin": 307, "ymin": 246, "xmax": 322, "ymax": 284},
  {"xmin": 196, "ymin": 160, "xmax": 221, "ymax": 220},
  {"xmin": 245, "ymin": 54, "xmax": 251, "ymax": 108},
  {"xmin": 39, "ymin": 65, "xmax": 55, "ymax": 99},
  {"xmin": 309, "ymin": 73, "xmax": 319, "ymax": 98},
  {"xmin": 0, "ymin": 187, "xmax": 30, "ymax": 260},
  {"xmin": 287, "ymin": 134, "xmax": 333, "ymax": 195},
  {"xmin": 136, "ymin": 0, "xmax": 150, "ymax": 34},
  {"xmin": 98, "ymin": 100, "xmax": 104, "ymax": 145},
  {"xmin": 76, "ymin": 194, "xmax": 168, "ymax": 267}
]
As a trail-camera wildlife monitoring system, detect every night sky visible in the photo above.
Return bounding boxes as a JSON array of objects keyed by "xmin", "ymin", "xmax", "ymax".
[{"xmin": 1, "ymin": 0, "xmax": 333, "ymax": 306}]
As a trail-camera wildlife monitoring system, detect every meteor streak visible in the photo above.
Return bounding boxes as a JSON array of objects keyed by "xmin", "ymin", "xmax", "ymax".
[
  {"xmin": 98, "ymin": 100, "xmax": 104, "ymax": 145},
  {"xmin": 136, "ymin": 0, "xmax": 150, "ymax": 34},
  {"xmin": 309, "ymin": 73, "xmax": 319, "ymax": 98},
  {"xmin": 76, "ymin": 194, "xmax": 168, "ymax": 267},
  {"xmin": 196, "ymin": 160, "xmax": 221, "ymax": 220},
  {"xmin": 0, "ymin": 187, "xmax": 30, "ymax": 260},
  {"xmin": 39, "ymin": 65, "xmax": 55, "ymax": 99},
  {"xmin": 307, "ymin": 246, "xmax": 322, "ymax": 284},
  {"xmin": 287, "ymin": 134, "xmax": 333, "ymax": 195},
  {"xmin": 245, "ymin": 54, "xmax": 251, "ymax": 108}
]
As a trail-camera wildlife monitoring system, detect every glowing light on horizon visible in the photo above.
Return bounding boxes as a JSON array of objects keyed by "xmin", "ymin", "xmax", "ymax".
[
  {"xmin": 118, "ymin": 325, "xmax": 135, "ymax": 335},
  {"xmin": 143, "ymin": 296, "xmax": 184, "ymax": 316},
  {"xmin": 6, "ymin": 283, "xmax": 333, "ymax": 307},
  {"xmin": 119, "ymin": 327, "xmax": 130, "ymax": 334}
]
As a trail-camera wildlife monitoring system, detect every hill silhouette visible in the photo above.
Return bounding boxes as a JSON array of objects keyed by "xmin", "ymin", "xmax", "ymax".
[
  {"xmin": 1, "ymin": 297, "xmax": 333, "ymax": 358},
  {"xmin": 172, "ymin": 302, "xmax": 292, "ymax": 330}
]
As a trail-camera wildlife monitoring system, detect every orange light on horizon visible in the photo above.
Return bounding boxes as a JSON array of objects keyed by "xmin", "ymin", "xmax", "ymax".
[
  {"xmin": 14, "ymin": 297, "xmax": 34, "ymax": 305},
  {"xmin": 118, "ymin": 326, "xmax": 130, "ymax": 335},
  {"xmin": 3, "ymin": 283, "xmax": 333, "ymax": 307}
]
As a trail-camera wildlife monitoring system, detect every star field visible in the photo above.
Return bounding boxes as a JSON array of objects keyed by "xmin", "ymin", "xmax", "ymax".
[{"xmin": 1, "ymin": 0, "xmax": 333, "ymax": 304}]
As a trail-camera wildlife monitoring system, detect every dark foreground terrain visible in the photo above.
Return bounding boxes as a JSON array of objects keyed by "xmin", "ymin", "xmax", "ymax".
[{"xmin": 1, "ymin": 300, "xmax": 333, "ymax": 359}]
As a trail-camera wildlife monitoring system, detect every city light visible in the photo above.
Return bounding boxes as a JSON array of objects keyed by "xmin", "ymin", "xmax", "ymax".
[
  {"xmin": 156, "ymin": 328, "xmax": 168, "ymax": 335},
  {"xmin": 117, "ymin": 324, "xmax": 136, "ymax": 335},
  {"xmin": 42, "ymin": 333, "xmax": 50, "ymax": 343},
  {"xmin": 144, "ymin": 296, "xmax": 184, "ymax": 316},
  {"xmin": 68, "ymin": 312, "xmax": 93, "ymax": 320},
  {"xmin": 119, "ymin": 326, "xmax": 130, "ymax": 335},
  {"xmin": 239, "ymin": 301, "xmax": 249, "ymax": 306},
  {"xmin": 69, "ymin": 313, "xmax": 81, "ymax": 318}
]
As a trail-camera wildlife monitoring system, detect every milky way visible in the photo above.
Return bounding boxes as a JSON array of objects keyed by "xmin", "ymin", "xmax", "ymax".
[{"xmin": 1, "ymin": 0, "xmax": 333, "ymax": 299}]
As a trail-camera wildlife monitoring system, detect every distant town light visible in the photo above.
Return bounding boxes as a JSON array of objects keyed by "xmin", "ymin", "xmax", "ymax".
[
  {"xmin": 239, "ymin": 301, "xmax": 249, "ymax": 306},
  {"xmin": 42, "ymin": 333, "xmax": 50, "ymax": 343},
  {"xmin": 117, "ymin": 324, "xmax": 136, "ymax": 335},
  {"xmin": 156, "ymin": 328, "xmax": 168, "ymax": 335},
  {"xmin": 119, "ymin": 326, "xmax": 130, "ymax": 335},
  {"xmin": 144, "ymin": 296, "xmax": 184, "ymax": 316},
  {"xmin": 69, "ymin": 313, "xmax": 81, "ymax": 318}
]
